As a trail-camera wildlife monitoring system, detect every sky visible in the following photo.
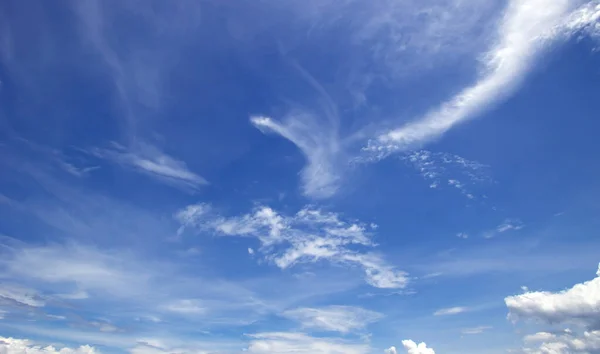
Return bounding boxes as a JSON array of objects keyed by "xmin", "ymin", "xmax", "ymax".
[{"xmin": 0, "ymin": 0, "xmax": 600, "ymax": 353}]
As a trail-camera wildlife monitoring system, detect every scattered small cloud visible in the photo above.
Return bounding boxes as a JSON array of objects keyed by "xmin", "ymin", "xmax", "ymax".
[
  {"xmin": 401, "ymin": 339, "xmax": 435, "ymax": 354},
  {"xmin": 456, "ymin": 232, "xmax": 469, "ymax": 239},
  {"xmin": 483, "ymin": 218, "xmax": 525, "ymax": 238},
  {"xmin": 384, "ymin": 346, "xmax": 397, "ymax": 354},
  {"xmin": 282, "ymin": 306, "xmax": 383, "ymax": 333},
  {"xmin": 163, "ymin": 299, "xmax": 206, "ymax": 316},
  {"xmin": 433, "ymin": 306, "xmax": 468, "ymax": 316},
  {"xmin": 496, "ymin": 219, "xmax": 525, "ymax": 233},
  {"xmin": 462, "ymin": 326, "xmax": 492, "ymax": 335}
]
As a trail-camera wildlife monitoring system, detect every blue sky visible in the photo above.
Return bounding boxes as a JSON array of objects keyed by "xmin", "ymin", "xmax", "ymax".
[{"xmin": 1, "ymin": 1, "xmax": 600, "ymax": 353}]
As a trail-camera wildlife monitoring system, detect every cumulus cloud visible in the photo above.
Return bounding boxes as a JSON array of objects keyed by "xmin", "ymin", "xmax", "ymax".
[
  {"xmin": 522, "ymin": 330, "xmax": 600, "ymax": 353},
  {"xmin": 384, "ymin": 347, "xmax": 397, "ymax": 354},
  {"xmin": 401, "ymin": 339, "xmax": 435, "ymax": 354},
  {"xmin": 505, "ymin": 263, "xmax": 600, "ymax": 328},
  {"xmin": 89, "ymin": 142, "xmax": 207, "ymax": 191},
  {"xmin": 0, "ymin": 337, "xmax": 98, "ymax": 354},
  {"xmin": 175, "ymin": 204, "xmax": 408, "ymax": 289},
  {"xmin": 507, "ymin": 263, "xmax": 600, "ymax": 353},
  {"xmin": 282, "ymin": 305, "xmax": 383, "ymax": 333},
  {"xmin": 245, "ymin": 332, "xmax": 370, "ymax": 354},
  {"xmin": 366, "ymin": 0, "xmax": 600, "ymax": 158}
]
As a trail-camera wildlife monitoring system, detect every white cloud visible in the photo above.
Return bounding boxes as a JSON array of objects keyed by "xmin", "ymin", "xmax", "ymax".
[
  {"xmin": 496, "ymin": 219, "xmax": 525, "ymax": 233},
  {"xmin": 433, "ymin": 306, "xmax": 468, "ymax": 316},
  {"xmin": 383, "ymin": 150, "xmax": 490, "ymax": 198},
  {"xmin": 245, "ymin": 332, "xmax": 370, "ymax": 354},
  {"xmin": 90, "ymin": 142, "xmax": 207, "ymax": 191},
  {"xmin": 175, "ymin": 204, "xmax": 408, "ymax": 289},
  {"xmin": 163, "ymin": 299, "xmax": 206, "ymax": 315},
  {"xmin": 401, "ymin": 339, "xmax": 435, "ymax": 354},
  {"xmin": 522, "ymin": 330, "xmax": 600, "ymax": 353},
  {"xmin": 456, "ymin": 232, "xmax": 469, "ymax": 239},
  {"xmin": 282, "ymin": 305, "xmax": 383, "ymax": 333},
  {"xmin": 384, "ymin": 347, "xmax": 397, "ymax": 354},
  {"xmin": 250, "ymin": 114, "xmax": 341, "ymax": 199},
  {"xmin": 461, "ymin": 326, "xmax": 492, "ymax": 335},
  {"xmin": 0, "ymin": 243, "xmax": 150, "ymax": 298},
  {"xmin": 483, "ymin": 218, "xmax": 525, "ymax": 238},
  {"xmin": 0, "ymin": 337, "xmax": 98, "ymax": 354},
  {"xmin": 505, "ymin": 263, "xmax": 600, "ymax": 328},
  {"xmin": 365, "ymin": 0, "xmax": 599, "ymax": 158},
  {"xmin": 0, "ymin": 285, "xmax": 45, "ymax": 308}
]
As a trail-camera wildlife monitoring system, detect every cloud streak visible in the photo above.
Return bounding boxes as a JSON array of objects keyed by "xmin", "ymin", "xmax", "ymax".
[
  {"xmin": 90, "ymin": 142, "xmax": 207, "ymax": 191},
  {"xmin": 366, "ymin": 0, "xmax": 599, "ymax": 158},
  {"xmin": 282, "ymin": 305, "xmax": 383, "ymax": 333}
]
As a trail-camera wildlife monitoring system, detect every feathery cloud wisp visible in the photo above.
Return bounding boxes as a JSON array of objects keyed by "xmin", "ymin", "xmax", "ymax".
[
  {"xmin": 251, "ymin": 115, "xmax": 341, "ymax": 199},
  {"xmin": 90, "ymin": 142, "xmax": 207, "ymax": 191},
  {"xmin": 366, "ymin": 0, "xmax": 599, "ymax": 158}
]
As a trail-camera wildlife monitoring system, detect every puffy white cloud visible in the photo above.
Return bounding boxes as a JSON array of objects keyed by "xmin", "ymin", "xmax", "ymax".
[
  {"xmin": 401, "ymin": 340, "xmax": 435, "ymax": 354},
  {"xmin": 507, "ymin": 263, "xmax": 600, "ymax": 353},
  {"xmin": 0, "ymin": 337, "xmax": 98, "ymax": 354},
  {"xmin": 245, "ymin": 332, "xmax": 370, "ymax": 354},
  {"xmin": 282, "ymin": 305, "xmax": 383, "ymax": 333},
  {"xmin": 433, "ymin": 306, "xmax": 467, "ymax": 316},
  {"xmin": 505, "ymin": 263, "xmax": 600, "ymax": 328},
  {"xmin": 522, "ymin": 330, "xmax": 600, "ymax": 353},
  {"xmin": 175, "ymin": 204, "xmax": 408, "ymax": 289},
  {"xmin": 366, "ymin": 0, "xmax": 600, "ymax": 158},
  {"xmin": 384, "ymin": 347, "xmax": 397, "ymax": 354}
]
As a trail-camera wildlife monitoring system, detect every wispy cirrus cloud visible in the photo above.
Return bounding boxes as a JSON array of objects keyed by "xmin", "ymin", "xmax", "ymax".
[
  {"xmin": 175, "ymin": 203, "xmax": 409, "ymax": 289},
  {"xmin": 89, "ymin": 142, "xmax": 207, "ymax": 191},
  {"xmin": 282, "ymin": 305, "xmax": 383, "ymax": 333},
  {"xmin": 366, "ymin": 0, "xmax": 600, "ymax": 158}
]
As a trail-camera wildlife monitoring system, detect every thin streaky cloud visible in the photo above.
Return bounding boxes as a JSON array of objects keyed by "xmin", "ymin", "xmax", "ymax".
[
  {"xmin": 90, "ymin": 142, "xmax": 208, "ymax": 190},
  {"xmin": 282, "ymin": 305, "xmax": 383, "ymax": 333},
  {"xmin": 433, "ymin": 306, "xmax": 468, "ymax": 316},
  {"xmin": 365, "ymin": 0, "xmax": 597, "ymax": 159}
]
